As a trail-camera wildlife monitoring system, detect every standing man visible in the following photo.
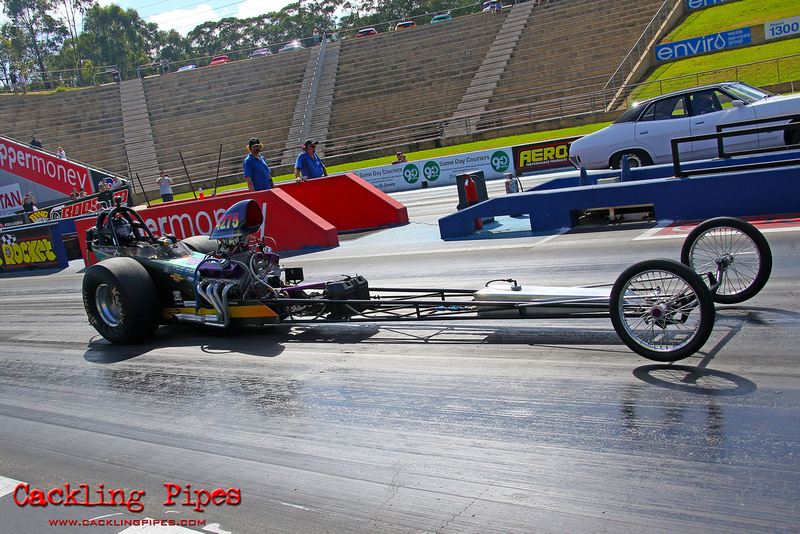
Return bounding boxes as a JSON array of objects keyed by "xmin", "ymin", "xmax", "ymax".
[
  {"xmin": 29, "ymin": 135, "xmax": 42, "ymax": 150},
  {"xmin": 243, "ymin": 138, "xmax": 274, "ymax": 191},
  {"xmin": 156, "ymin": 171, "xmax": 174, "ymax": 202},
  {"xmin": 97, "ymin": 182, "xmax": 114, "ymax": 208},
  {"xmin": 294, "ymin": 140, "xmax": 327, "ymax": 182},
  {"xmin": 18, "ymin": 71, "xmax": 27, "ymax": 95},
  {"xmin": 10, "ymin": 71, "xmax": 19, "ymax": 95},
  {"xmin": 21, "ymin": 193, "xmax": 36, "ymax": 213}
]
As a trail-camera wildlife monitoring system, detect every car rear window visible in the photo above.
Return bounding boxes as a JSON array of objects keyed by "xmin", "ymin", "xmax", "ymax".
[
  {"xmin": 614, "ymin": 104, "xmax": 645, "ymax": 124},
  {"xmin": 638, "ymin": 95, "xmax": 687, "ymax": 122}
]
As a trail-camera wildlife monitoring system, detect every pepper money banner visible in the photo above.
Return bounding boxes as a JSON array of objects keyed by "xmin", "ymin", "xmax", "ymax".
[{"xmin": 350, "ymin": 148, "xmax": 513, "ymax": 193}]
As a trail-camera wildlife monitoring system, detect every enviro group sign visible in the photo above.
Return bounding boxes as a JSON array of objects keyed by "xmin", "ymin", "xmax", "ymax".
[
  {"xmin": 351, "ymin": 148, "xmax": 513, "ymax": 193},
  {"xmin": 655, "ymin": 27, "xmax": 751, "ymax": 61},
  {"xmin": 686, "ymin": 0, "xmax": 731, "ymax": 8}
]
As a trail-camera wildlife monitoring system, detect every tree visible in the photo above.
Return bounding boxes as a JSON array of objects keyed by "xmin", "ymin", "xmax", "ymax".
[
  {"xmin": 82, "ymin": 4, "xmax": 152, "ymax": 80},
  {"xmin": 2, "ymin": 0, "xmax": 67, "ymax": 89},
  {"xmin": 54, "ymin": 0, "xmax": 94, "ymax": 84},
  {"xmin": 182, "ymin": 0, "xmax": 345, "ymax": 57}
]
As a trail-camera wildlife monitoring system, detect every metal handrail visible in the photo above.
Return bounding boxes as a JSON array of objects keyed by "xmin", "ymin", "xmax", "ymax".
[{"xmin": 603, "ymin": 0, "xmax": 679, "ymax": 93}]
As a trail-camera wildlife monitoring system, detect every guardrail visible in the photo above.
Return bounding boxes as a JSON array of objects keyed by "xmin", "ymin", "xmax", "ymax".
[
  {"xmin": 602, "ymin": 0, "xmax": 679, "ymax": 94},
  {"xmin": 670, "ymin": 116, "xmax": 800, "ymax": 177},
  {"xmin": 626, "ymin": 54, "xmax": 800, "ymax": 104}
]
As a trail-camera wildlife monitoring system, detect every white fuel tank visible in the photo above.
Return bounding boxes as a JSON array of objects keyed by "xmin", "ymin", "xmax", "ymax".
[{"xmin": 473, "ymin": 283, "xmax": 611, "ymax": 318}]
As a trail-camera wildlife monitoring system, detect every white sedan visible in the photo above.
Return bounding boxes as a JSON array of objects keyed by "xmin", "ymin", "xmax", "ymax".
[{"xmin": 568, "ymin": 82, "xmax": 800, "ymax": 169}]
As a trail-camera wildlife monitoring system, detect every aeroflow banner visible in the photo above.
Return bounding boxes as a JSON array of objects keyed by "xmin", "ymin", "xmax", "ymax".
[{"xmin": 655, "ymin": 27, "xmax": 751, "ymax": 61}]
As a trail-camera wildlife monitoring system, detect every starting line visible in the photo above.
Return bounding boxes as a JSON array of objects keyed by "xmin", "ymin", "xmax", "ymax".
[{"xmin": 636, "ymin": 213, "xmax": 800, "ymax": 240}]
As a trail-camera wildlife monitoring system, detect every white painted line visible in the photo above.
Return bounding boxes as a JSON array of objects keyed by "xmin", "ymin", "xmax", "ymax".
[
  {"xmin": 0, "ymin": 475, "xmax": 24, "ymax": 498},
  {"xmin": 281, "ymin": 502, "xmax": 311, "ymax": 510},
  {"xmin": 634, "ymin": 219, "xmax": 800, "ymax": 241}
]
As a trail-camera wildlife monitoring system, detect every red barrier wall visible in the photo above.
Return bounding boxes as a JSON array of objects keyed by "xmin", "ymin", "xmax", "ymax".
[{"xmin": 278, "ymin": 173, "xmax": 409, "ymax": 231}]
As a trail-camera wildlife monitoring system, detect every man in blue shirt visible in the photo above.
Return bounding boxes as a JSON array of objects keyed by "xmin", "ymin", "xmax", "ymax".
[
  {"xmin": 243, "ymin": 138, "xmax": 274, "ymax": 191},
  {"xmin": 294, "ymin": 140, "xmax": 327, "ymax": 182}
]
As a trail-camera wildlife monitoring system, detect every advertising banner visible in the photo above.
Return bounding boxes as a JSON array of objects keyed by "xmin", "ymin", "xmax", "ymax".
[
  {"xmin": 765, "ymin": 16, "xmax": 800, "ymax": 40},
  {"xmin": 512, "ymin": 137, "xmax": 579, "ymax": 174},
  {"xmin": 686, "ymin": 0, "xmax": 731, "ymax": 9},
  {"xmin": 655, "ymin": 27, "xmax": 751, "ymax": 61},
  {"xmin": 0, "ymin": 183, "xmax": 23, "ymax": 218},
  {"xmin": 350, "ymin": 148, "xmax": 513, "ymax": 193},
  {"xmin": 0, "ymin": 223, "xmax": 68, "ymax": 273},
  {"xmin": 47, "ymin": 188, "xmax": 131, "ymax": 220},
  {"xmin": 0, "ymin": 141, "xmax": 93, "ymax": 197},
  {"xmin": 0, "ymin": 186, "xmax": 132, "ymax": 230}
]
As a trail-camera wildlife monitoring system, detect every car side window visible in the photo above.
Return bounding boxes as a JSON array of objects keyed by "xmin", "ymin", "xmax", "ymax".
[
  {"xmin": 713, "ymin": 90, "xmax": 737, "ymax": 110},
  {"xmin": 690, "ymin": 90, "xmax": 725, "ymax": 115},
  {"xmin": 639, "ymin": 95, "xmax": 687, "ymax": 122}
]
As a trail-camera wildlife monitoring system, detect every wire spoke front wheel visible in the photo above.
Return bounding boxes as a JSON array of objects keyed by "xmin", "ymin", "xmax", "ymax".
[
  {"xmin": 610, "ymin": 259, "xmax": 715, "ymax": 362},
  {"xmin": 681, "ymin": 217, "xmax": 772, "ymax": 304}
]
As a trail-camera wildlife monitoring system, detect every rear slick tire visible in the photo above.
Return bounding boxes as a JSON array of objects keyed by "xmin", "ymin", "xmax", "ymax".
[
  {"xmin": 610, "ymin": 259, "xmax": 715, "ymax": 362},
  {"xmin": 82, "ymin": 257, "xmax": 160, "ymax": 344}
]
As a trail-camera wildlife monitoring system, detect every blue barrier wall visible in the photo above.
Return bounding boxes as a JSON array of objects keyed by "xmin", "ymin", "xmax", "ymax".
[
  {"xmin": 0, "ymin": 221, "xmax": 70, "ymax": 273},
  {"xmin": 439, "ymin": 155, "xmax": 800, "ymax": 238}
]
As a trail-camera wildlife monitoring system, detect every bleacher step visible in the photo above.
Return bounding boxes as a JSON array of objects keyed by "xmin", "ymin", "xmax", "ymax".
[{"xmin": 119, "ymin": 78, "xmax": 161, "ymax": 186}]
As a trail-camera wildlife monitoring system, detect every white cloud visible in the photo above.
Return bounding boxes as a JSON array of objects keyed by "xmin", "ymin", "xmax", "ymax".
[
  {"xmin": 147, "ymin": 3, "xmax": 220, "ymax": 35},
  {"xmin": 143, "ymin": 0, "xmax": 294, "ymax": 35},
  {"xmin": 235, "ymin": 0, "xmax": 293, "ymax": 20}
]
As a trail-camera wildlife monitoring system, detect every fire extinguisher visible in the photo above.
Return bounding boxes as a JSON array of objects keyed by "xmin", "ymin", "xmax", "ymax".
[
  {"xmin": 504, "ymin": 173, "xmax": 523, "ymax": 218},
  {"xmin": 464, "ymin": 176, "xmax": 483, "ymax": 230},
  {"xmin": 504, "ymin": 173, "xmax": 522, "ymax": 194}
]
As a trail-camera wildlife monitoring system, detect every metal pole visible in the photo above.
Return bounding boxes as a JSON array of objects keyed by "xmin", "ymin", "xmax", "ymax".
[
  {"xmin": 213, "ymin": 144, "xmax": 222, "ymax": 197},
  {"xmin": 179, "ymin": 150, "xmax": 198, "ymax": 200},
  {"xmin": 135, "ymin": 173, "xmax": 151, "ymax": 207}
]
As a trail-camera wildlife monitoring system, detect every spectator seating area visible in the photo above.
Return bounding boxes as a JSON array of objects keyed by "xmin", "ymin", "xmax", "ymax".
[
  {"xmin": 0, "ymin": 85, "xmax": 127, "ymax": 176},
  {"xmin": 141, "ymin": 49, "xmax": 310, "ymax": 185},
  {"xmin": 0, "ymin": 0, "xmax": 674, "ymax": 199},
  {"xmin": 325, "ymin": 11, "xmax": 509, "ymax": 155}
]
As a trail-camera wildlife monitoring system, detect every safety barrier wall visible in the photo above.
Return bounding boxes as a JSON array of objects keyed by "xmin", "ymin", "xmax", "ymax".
[
  {"xmin": 0, "ymin": 222, "xmax": 70, "ymax": 273},
  {"xmin": 439, "ymin": 153, "xmax": 800, "ymax": 238},
  {"xmin": 0, "ymin": 136, "xmax": 123, "ymax": 209},
  {"xmin": 75, "ymin": 188, "xmax": 338, "ymax": 266},
  {"xmin": 276, "ymin": 173, "xmax": 408, "ymax": 231}
]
